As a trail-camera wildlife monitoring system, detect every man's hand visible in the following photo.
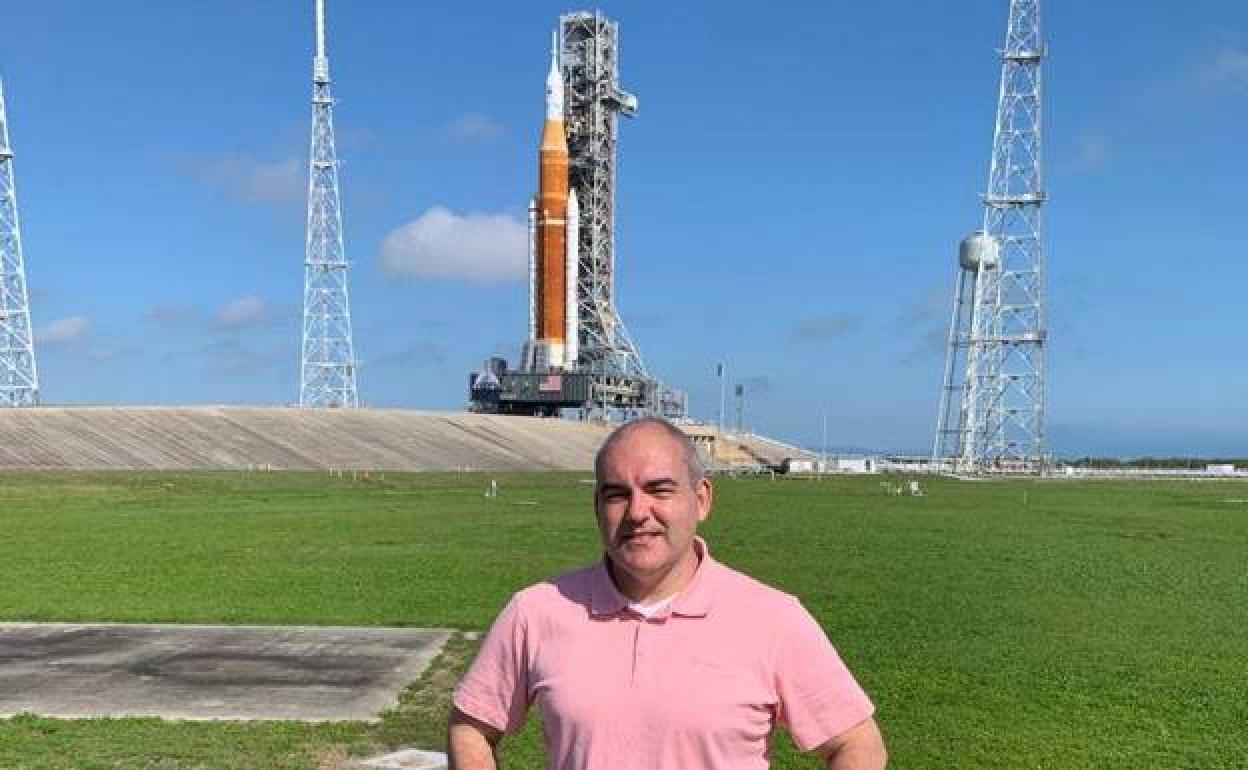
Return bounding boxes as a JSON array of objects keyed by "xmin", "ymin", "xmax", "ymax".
[
  {"xmin": 448, "ymin": 707, "xmax": 504, "ymax": 770},
  {"xmin": 815, "ymin": 717, "xmax": 887, "ymax": 770}
]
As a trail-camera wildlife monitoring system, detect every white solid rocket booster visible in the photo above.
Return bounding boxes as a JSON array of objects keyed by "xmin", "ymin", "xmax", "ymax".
[
  {"xmin": 564, "ymin": 190, "xmax": 580, "ymax": 368},
  {"xmin": 527, "ymin": 198, "xmax": 538, "ymax": 344}
]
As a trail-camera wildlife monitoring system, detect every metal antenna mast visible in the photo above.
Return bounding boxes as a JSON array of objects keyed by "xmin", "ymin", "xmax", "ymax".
[
  {"xmin": 0, "ymin": 74, "xmax": 39, "ymax": 406},
  {"xmin": 299, "ymin": 0, "xmax": 358, "ymax": 407},
  {"xmin": 934, "ymin": 0, "xmax": 1047, "ymax": 471}
]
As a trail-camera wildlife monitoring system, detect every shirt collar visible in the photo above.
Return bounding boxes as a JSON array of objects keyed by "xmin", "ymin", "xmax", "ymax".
[{"xmin": 589, "ymin": 537, "xmax": 715, "ymax": 619}]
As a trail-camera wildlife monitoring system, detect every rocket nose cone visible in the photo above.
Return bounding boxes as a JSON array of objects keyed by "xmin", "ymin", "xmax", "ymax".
[
  {"xmin": 545, "ymin": 71, "xmax": 564, "ymax": 119},
  {"xmin": 545, "ymin": 30, "xmax": 564, "ymax": 120}
]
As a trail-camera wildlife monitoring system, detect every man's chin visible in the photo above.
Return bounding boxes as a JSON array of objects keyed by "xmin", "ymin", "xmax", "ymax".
[
  {"xmin": 610, "ymin": 549, "xmax": 668, "ymax": 576},
  {"xmin": 616, "ymin": 537, "xmax": 668, "ymax": 559}
]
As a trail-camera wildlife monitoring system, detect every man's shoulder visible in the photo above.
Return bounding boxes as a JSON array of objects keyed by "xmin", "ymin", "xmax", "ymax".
[
  {"xmin": 707, "ymin": 557, "xmax": 804, "ymax": 614},
  {"xmin": 705, "ymin": 557, "xmax": 837, "ymax": 663},
  {"xmin": 507, "ymin": 561, "xmax": 601, "ymax": 616}
]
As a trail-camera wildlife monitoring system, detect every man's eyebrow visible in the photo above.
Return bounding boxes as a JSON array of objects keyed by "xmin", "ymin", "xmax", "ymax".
[
  {"xmin": 641, "ymin": 477, "xmax": 679, "ymax": 488},
  {"xmin": 597, "ymin": 477, "xmax": 680, "ymax": 492}
]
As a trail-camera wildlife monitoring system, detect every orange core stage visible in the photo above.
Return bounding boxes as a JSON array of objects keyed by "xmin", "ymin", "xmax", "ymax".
[{"xmin": 537, "ymin": 118, "xmax": 568, "ymax": 343}]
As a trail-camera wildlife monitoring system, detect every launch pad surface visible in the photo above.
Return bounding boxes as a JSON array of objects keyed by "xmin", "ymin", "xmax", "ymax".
[
  {"xmin": 0, "ymin": 406, "xmax": 613, "ymax": 470},
  {"xmin": 0, "ymin": 623, "xmax": 450, "ymax": 721}
]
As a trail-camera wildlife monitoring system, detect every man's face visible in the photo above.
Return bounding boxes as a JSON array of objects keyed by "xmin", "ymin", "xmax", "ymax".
[{"xmin": 594, "ymin": 426, "xmax": 712, "ymax": 588}]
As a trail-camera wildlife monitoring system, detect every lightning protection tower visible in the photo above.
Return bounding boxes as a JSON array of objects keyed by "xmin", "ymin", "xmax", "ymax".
[
  {"xmin": 559, "ymin": 12, "xmax": 683, "ymax": 416},
  {"xmin": 299, "ymin": 0, "xmax": 359, "ymax": 407},
  {"xmin": 934, "ymin": 0, "xmax": 1047, "ymax": 472},
  {"xmin": 0, "ymin": 74, "xmax": 39, "ymax": 406}
]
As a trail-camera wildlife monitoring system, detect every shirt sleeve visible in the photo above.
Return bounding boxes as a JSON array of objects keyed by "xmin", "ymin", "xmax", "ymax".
[
  {"xmin": 452, "ymin": 593, "xmax": 533, "ymax": 734},
  {"xmin": 773, "ymin": 597, "xmax": 875, "ymax": 751}
]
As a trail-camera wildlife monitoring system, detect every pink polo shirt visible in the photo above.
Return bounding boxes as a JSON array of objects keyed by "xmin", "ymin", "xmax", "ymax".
[{"xmin": 454, "ymin": 540, "xmax": 874, "ymax": 769}]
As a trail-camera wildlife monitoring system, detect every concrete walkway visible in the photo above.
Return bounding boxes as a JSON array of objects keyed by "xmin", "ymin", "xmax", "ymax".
[{"xmin": 0, "ymin": 623, "xmax": 450, "ymax": 721}]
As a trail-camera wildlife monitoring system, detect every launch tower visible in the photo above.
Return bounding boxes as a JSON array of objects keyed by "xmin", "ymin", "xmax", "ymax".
[
  {"xmin": 559, "ymin": 14, "xmax": 645, "ymax": 383},
  {"xmin": 299, "ymin": 0, "xmax": 359, "ymax": 408},
  {"xmin": 469, "ymin": 13, "xmax": 685, "ymax": 419},
  {"xmin": 934, "ymin": 0, "xmax": 1047, "ymax": 472},
  {"xmin": 0, "ymin": 74, "xmax": 39, "ymax": 406}
]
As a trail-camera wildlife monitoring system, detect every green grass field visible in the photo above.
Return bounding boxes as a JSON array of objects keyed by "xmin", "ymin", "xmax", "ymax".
[{"xmin": 0, "ymin": 470, "xmax": 1244, "ymax": 769}]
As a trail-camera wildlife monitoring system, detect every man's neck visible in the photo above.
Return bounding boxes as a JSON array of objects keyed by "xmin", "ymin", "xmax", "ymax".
[{"xmin": 607, "ymin": 546, "xmax": 702, "ymax": 604}]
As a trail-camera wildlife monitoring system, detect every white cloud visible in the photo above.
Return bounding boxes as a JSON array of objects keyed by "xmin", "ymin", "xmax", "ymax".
[
  {"xmin": 368, "ymin": 342, "xmax": 447, "ymax": 368},
  {"xmin": 161, "ymin": 338, "xmax": 283, "ymax": 376},
  {"xmin": 897, "ymin": 287, "xmax": 951, "ymax": 366},
  {"xmin": 446, "ymin": 112, "xmax": 503, "ymax": 141},
  {"xmin": 38, "ymin": 316, "xmax": 90, "ymax": 346},
  {"xmin": 1170, "ymin": 46, "xmax": 1248, "ymax": 97},
  {"xmin": 380, "ymin": 206, "xmax": 526, "ymax": 282},
  {"xmin": 184, "ymin": 154, "xmax": 304, "ymax": 205},
  {"xmin": 789, "ymin": 315, "xmax": 860, "ymax": 343},
  {"xmin": 1198, "ymin": 47, "xmax": 1248, "ymax": 92},
  {"xmin": 1072, "ymin": 132, "xmax": 1110, "ymax": 171},
  {"xmin": 897, "ymin": 288, "xmax": 947, "ymax": 327},
  {"xmin": 215, "ymin": 295, "xmax": 267, "ymax": 329}
]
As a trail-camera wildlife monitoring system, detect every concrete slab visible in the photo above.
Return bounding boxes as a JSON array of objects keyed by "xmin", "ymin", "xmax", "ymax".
[
  {"xmin": 0, "ymin": 623, "xmax": 451, "ymax": 721},
  {"xmin": 359, "ymin": 749, "xmax": 448, "ymax": 769}
]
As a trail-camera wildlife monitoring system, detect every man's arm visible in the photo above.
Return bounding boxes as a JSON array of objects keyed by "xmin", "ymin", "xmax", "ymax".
[
  {"xmin": 448, "ymin": 707, "xmax": 504, "ymax": 770},
  {"xmin": 814, "ymin": 717, "xmax": 887, "ymax": 770}
]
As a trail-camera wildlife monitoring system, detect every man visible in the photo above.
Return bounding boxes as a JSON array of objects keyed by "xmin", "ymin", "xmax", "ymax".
[{"xmin": 449, "ymin": 417, "xmax": 886, "ymax": 769}]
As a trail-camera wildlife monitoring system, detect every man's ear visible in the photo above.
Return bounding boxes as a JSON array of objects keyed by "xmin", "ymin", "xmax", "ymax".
[{"xmin": 696, "ymin": 477, "xmax": 713, "ymax": 522}]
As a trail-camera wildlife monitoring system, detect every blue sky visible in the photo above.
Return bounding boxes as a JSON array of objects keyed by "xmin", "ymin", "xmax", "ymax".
[{"xmin": 1, "ymin": 1, "xmax": 1246, "ymax": 456}]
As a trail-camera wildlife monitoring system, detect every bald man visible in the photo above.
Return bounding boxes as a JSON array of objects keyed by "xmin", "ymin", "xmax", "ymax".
[{"xmin": 450, "ymin": 417, "xmax": 886, "ymax": 769}]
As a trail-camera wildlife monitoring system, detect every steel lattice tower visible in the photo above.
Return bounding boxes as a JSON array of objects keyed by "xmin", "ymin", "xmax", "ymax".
[
  {"xmin": 559, "ymin": 16, "xmax": 646, "ymax": 378},
  {"xmin": 0, "ymin": 74, "xmax": 39, "ymax": 406},
  {"xmin": 559, "ymin": 12, "xmax": 684, "ymax": 417},
  {"xmin": 299, "ymin": 0, "xmax": 358, "ymax": 407},
  {"xmin": 934, "ymin": 0, "xmax": 1047, "ymax": 471}
]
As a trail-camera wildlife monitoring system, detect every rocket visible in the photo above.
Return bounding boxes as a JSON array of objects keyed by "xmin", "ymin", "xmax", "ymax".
[{"xmin": 525, "ymin": 32, "xmax": 579, "ymax": 371}]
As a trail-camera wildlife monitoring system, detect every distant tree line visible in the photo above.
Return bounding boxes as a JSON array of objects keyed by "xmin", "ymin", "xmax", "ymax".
[{"xmin": 1067, "ymin": 457, "xmax": 1247, "ymax": 469}]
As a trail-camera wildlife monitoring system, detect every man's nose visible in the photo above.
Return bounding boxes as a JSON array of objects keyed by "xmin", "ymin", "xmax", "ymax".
[{"xmin": 624, "ymin": 491, "xmax": 653, "ymax": 522}]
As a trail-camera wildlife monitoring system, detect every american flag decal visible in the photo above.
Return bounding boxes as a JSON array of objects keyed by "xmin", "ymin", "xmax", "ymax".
[{"xmin": 539, "ymin": 374, "xmax": 563, "ymax": 393}]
